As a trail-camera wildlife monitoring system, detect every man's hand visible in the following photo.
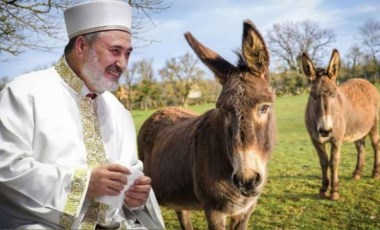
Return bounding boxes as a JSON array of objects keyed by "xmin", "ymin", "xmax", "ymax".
[
  {"xmin": 124, "ymin": 176, "xmax": 152, "ymax": 208},
  {"xmin": 87, "ymin": 163, "xmax": 130, "ymax": 198}
]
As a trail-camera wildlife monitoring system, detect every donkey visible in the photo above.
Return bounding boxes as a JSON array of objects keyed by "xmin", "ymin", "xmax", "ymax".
[
  {"xmin": 302, "ymin": 49, "xmax": 380, "ymax": 200},
  {"xmin": 138, "ymin": 20, "xmax": 276, "ymax": 229}
]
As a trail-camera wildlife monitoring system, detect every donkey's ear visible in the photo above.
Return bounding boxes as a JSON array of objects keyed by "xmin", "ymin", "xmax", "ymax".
[
  {"xmin": 242, "ymin": 20, "xmax": 270, "ymax": 79},
  {"xmin": 326, "ymin": 49, "xmax": 340, "ymax": 80},
  {"xmin": 301, "ymin": 52, "xmax": 316, "ymax": 82},
  {"xmin": 184, "ymin": 32, "xmax": 234, "ymax": 85}
]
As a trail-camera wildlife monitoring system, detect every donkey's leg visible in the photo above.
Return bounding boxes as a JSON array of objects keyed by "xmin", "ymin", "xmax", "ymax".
[
  {"xmin": 176, "ymin": 210, "xmax": 193, "ymax": 230},
  {"xmin": 330, "ymin": 140, "xmax": 342, "ymax": 200},
  {"xmin": 353, "ymin": 138, "xmax": 366, "ymax": 180},
  {"xmin": 230, "ymin": 204, "xmax": 256, "ymax": 230},
  {"xmin": 311, "ymin": 139, "xmax": 329, "ymax": 198},
  {"xmin": 204, "ymin": 208, "xmax": 226, "ymax": 230},
  {"xmin": 369, "ymin": 122, "xmax": 380, "ymax": 179}
]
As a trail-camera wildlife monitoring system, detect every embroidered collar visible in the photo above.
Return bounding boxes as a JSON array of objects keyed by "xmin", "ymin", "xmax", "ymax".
[
  {"xmin": 55, "ymin": 57, "xmax": 94, "ymax": 95},
  {"xmin": 55, "ymin": 57, "xmax": 100, "ymax": 98}
]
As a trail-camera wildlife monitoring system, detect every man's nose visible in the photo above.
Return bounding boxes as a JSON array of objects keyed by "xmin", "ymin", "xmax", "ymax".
[{"xmin": 116, "ymin": 57, "xmax": 127, "ymax": 69}]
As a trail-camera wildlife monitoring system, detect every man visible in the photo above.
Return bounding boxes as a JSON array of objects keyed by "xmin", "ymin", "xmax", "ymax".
[{"xmin": 0, "ymin": 0, "xmax": 163, "ymax": 229}]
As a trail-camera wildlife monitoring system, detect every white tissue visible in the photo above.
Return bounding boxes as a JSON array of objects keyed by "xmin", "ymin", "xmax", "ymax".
[{"xmin": 95, "ymin": 159, "xmax": 144, "ymax": 209}]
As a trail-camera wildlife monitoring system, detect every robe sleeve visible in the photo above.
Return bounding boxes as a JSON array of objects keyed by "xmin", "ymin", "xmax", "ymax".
[{"xmin": 0, "ymin": 86, "xmax": 90, "ymax": 223}]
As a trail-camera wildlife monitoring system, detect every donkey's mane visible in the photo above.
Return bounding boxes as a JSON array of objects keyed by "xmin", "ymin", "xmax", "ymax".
[
  {"xmin": 234, "ymin": 49, "xmax": 251, "ymax": 72},
  {"xmin": 316, "ymin": 68, "xmax": 326, "ymax": 78}
]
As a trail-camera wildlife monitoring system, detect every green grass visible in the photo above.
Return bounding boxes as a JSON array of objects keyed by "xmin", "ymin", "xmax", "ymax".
[{"xmin": 131, "ymin": 94, "xmax": 380, "ymax": 229}]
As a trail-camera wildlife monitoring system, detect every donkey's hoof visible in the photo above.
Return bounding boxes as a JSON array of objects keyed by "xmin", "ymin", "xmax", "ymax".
[
  {"xmin": 372, "ymin": 173, "xmax": 380, "ymax": 180},
  {"xmin": 353, "ymin": 174, "xmax": 361, "ymax": 180},
  {"xmin": 319, "ymin": 191, "xmax": 328, "ymax": 199},
  {"xmin": 330, "ymin": 192, "xmax": 339, "ymax": 201}
]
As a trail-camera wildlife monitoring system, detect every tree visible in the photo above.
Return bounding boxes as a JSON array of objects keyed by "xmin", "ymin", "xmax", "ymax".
[
  {"xmin": 0, "ymin": 1, "xmax": 70, "ymax": 58},
  {"xmin": 115, "ymin": 63, "xmax": 139, "ymax": 110},
  {"xmin": 344, "ymin": 45, "xmax": 363, "ymax": 79},
  {"xmin": 134, "ymin": 59, "xmax": 161, "ymax": 110},
  {"xmin": 0, "ymin": 0, "xmax": 172, "ymax": 60},
  {"xmin": 358, "ymin": 18, "xmax": 380, "ymax": 82},
  {"xmin": 196, "ymin": 79, "xmax": 221, "ymax": 104},
  {"xmin": 159, "ymin": 52, "xmax": 206, "ymax": 107},
  {"xmin": 267, "ymin": 20, "xmax": 336, "ymax": 72},
  {"xmin": 359, "ymin": 18, "xmax": 380, "ymax": 61},
  {"xmin": 129, "ymin": 0, "xmax": 172, "ymax": 48}
]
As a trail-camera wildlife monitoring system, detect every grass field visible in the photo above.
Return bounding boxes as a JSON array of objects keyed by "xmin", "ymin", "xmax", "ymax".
[{"xmin": 131, "ymin": 93, "xmax": 380, "ymax": 229}]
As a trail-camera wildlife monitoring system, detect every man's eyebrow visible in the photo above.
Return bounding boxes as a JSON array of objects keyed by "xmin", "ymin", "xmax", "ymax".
[{"xmin": 109, "ymin": 44, "xmax": 133, "ymax": 52}]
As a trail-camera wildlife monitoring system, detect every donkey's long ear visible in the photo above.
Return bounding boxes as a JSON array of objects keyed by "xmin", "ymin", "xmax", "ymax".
[
  {"xmin": 326, "ymin": 49, "xmax": 340, "ymax": 81},
  {"xmin": 184, "ymin": 32, "xmax": 234, "ymax": 85},
  {"xmin": 242, "ymin": 20, "xmax": 269, "ymax": 79},
  {"xmin": 302, "ymin": 52, "xmax": 316, "ymax": 82}
]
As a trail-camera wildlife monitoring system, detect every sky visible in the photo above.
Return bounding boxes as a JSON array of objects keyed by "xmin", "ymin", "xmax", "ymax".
[{"xmin": 1, "ymin": 0, "xmax": 379, "ymax": 80}]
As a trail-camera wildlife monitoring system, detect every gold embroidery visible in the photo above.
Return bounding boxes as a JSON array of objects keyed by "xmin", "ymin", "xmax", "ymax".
[
  {"xmin": 118, "ymin": 220, "xmax": 128, "ymax": 230},
  {"xmin": 59, "ymin": 168, "xmax": 88, "ymax": 229},
  {"xmin": 79, "ymin": 96, "xmax": 108, "ymax": 228},
  {"xmin": 79, "ymin": 200, "xmax": 101, "ymax": 229},
  {"xmin": 55, "ymin": 58, "xmax": 83, "ymax": 92},
  {"xmin": 55, "ymin": 57, "xmax": 109, "ymax": 229},
  {"xmin": 97, "ymin": 203, "xmax": 108, "ymax": 225},
  {"xmin": 80, "ymin": 97, "xmax": 107, "ymax": 168}
]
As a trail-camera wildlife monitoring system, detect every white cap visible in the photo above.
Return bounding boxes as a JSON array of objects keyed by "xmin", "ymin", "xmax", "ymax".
[{"xmin": 64, "ymin": 0, "xmax": 132, "ymax": 39}]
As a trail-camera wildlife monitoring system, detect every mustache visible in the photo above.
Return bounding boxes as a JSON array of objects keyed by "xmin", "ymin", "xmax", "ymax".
[{"xmin": 106, "ymin": 65, "xmax": 123, "ymax": 76}]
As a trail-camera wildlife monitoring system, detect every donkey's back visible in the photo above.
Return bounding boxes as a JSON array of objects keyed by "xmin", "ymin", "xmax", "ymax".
[
  {"xmin": 138, "ymin": 107, "xmax": 198, "ymax": 162},
  {"xmin": 340, "ymin": 78, "xmax": 379, "ymax": 115},
  {"xmin": 138, "ymin": 107, "xmax": 203, "ymax": 209},
  {"xmin": 339, "ymin": 78, "xmax": 379, "ymax": 141}
]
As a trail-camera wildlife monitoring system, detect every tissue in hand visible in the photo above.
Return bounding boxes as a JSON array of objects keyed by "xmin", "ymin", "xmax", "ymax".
[{"xmin": 95, "ymin": 161, "xmax": 144, "ymax": 209}]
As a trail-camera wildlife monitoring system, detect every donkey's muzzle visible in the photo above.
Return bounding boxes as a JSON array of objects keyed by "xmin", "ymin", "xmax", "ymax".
[
  {"xmin": 318, "ymin": 128, "xmax": 332, "ymax": 137},
  {"xmin": 232, "ymin": 173, "xmax": 262, "ymax": 197}
]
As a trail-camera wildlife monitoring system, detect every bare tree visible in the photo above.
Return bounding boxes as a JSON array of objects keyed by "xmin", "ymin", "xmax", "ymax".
[
  {"xmin": 359, "ymin": 18, "xmax": 380, "ymax": 61},
  {"xmin": 0, "ymin": 1, "xmax": 71, "ymax": 58},
  {"xmin": 0, "ymin": 0, "xmax": 172, "ymax": 60},
  {"xmin": 345, "ymin": 45, "xmax": 363, "ymax": 74},
  {"xmin": 358, "ymin": 18, "xmax": 380, "ymax": 82},
  {"xmin": 267, "ymin": 20, "xmax": 336, "ymax": 72},
  {"xmin": 159, "ymin": 52, "xmax": 206, "ymax": 107},
  {"xmin": 129, "ymin": 0, "xmax": 172, "ymax": 48}
]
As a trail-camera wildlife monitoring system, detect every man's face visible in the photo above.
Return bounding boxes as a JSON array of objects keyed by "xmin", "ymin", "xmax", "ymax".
[{"xmin": 82, "ymin": 30, "xmax": 132, "ymax": 93}]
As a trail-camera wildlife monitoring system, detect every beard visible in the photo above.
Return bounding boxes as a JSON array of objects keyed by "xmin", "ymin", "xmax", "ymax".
[{"xmin": 82, "ymin": 47, "xmax": 122, "ymax": 93}]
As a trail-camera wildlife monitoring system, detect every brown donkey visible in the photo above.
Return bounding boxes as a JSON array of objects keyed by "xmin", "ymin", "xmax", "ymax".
[
  {"xmin": 302, "ymin": 49, "xmax": 380, "ymax": 200},
  {"xmin": 138, "ymin": 20, "xmax": 276, "ymax": 229}
]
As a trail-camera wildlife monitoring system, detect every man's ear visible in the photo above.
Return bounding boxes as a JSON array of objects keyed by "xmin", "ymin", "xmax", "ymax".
[{"xmin": 75, "ymin": 36, "xmax": 89, "ymax": 59}]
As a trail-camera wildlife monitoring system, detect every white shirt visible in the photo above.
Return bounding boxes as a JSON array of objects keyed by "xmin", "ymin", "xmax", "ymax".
[{"xmin": 0, "ymin": 58, "xmax": 141, "ymax": 229}]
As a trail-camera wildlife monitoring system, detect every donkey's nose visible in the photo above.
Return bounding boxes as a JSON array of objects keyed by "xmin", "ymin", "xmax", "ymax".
[
  {"xmin": 232, "ymin": 173, "xmax": 262, "ymax": 197},
  {"xmin": 318, "ymin": 128, "xmax": 332, "ymax": 137}
]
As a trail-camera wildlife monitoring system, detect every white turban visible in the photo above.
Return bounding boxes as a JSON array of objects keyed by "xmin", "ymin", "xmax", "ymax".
[{"xmin": 64, "ymin": 0, "xmax": 132, "ymax": 39}]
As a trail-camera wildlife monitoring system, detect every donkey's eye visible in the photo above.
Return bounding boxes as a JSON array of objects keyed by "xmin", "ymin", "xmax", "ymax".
[
  {"xmin": 310, "ymin": 91, "xmax": 317, "ymax": 99},
  {"xmin": 259, "ymin": 104, "xmax": 270, "ymax": 115},
  {"xmin": 219, "ymin": 109, "xmax": 228, "ymax": 118}
]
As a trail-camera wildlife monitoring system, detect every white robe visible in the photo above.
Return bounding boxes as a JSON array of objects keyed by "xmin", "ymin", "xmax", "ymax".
[{"xmin": 0, "ymin": 58, "xmax": 163, "ymax": 229}]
